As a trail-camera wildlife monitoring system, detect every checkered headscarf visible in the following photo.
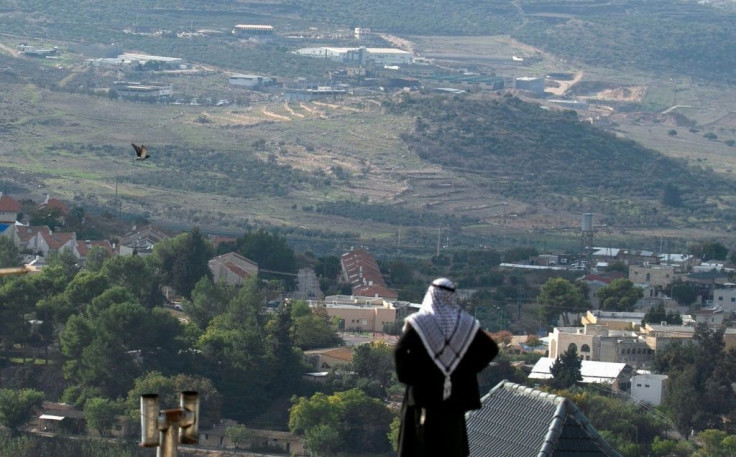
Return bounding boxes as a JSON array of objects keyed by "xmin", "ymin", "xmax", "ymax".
[{"xmin": 405, "ymin": 278, "xmax": 480, "ymax": 399}]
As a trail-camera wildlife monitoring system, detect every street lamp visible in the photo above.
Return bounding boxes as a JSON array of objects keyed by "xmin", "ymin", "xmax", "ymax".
[{"xmin": 140, "ymin": 391, "xmax": 199, "ymax": 457}]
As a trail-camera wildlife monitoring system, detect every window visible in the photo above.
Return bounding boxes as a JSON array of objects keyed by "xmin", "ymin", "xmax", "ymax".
[
  {"xmin": 637, "ymin": 384, "xmax": 642, "ymax": 387},
  {"xmin": 581, "ymin": 344, "xmax": 590, "ymax": 353},
  {"xmin": 645, "ymin": 384, "xmax": 650, "ymax": 388},
  {"xmin": 719, "ymin": 297, "xmax": 724, "ymax": 301}
]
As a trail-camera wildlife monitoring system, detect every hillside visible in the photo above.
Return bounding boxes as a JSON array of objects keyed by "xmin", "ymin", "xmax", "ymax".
[
  {"xmin": 0, "ymin": 1, "xmax": 733, "ymax": 255},
  {"xmin": 292, "ymin": 0, "xmax": 735, "ymax": 83},
  {"xmin": 0, "ymin": 0, "xmax": 732, "ymax": 83},
  {"xmin": 387, "ymin": 93, "xmax": 736, "ymax": 228}
]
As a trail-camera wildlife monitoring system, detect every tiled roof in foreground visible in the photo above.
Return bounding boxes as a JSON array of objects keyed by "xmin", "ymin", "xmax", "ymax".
[{"xmin": 466, "ymin": 381, "xmax": 621, "ymax": 457}]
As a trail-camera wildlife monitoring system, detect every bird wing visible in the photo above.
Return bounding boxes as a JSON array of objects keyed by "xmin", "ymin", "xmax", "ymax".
[{"xmin": 131, "ymin": 143, "xmax": 142, "ymax": 157}]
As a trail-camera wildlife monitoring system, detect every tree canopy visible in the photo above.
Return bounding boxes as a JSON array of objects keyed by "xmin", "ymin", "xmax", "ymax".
[
  {"xmin": 289, "ymin": 388, "xmax": 393, "ymax": 455},
  {"xmin": 549, "ymin": 345, "xmax": 582, "ymax": 389},
  {"xmin": 596, "ymin": 279, "xmax": 643, "ymax": 312},
  {"xmin": 537, "ymin": 277, "xmax": 587, "ymax": 327},
  {"xmin": 153, "ymin": 227, "xmax": 214, "ymax": 299},
  {"xmin": 654, "ymin": 325, "xmax": 736, "ymax": 434},
  {"xmin": 0, "ymin": 388, "xmax": 44, "ymax": 433}
]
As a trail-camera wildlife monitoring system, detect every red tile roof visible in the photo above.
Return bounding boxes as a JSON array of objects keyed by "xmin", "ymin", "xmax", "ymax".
[
  {"xmin": 353, "ymin": 284, "xmax": 399, "ymax": 299},
  {"xmin": 76, "ymin": 240, "xmax": 114, "ymax": 258},
  {"xmin": 15, "ymin": 225, "xmax": 51, "ymax": 242},
  {"xmin": 341, "ymin": 248, "xmax": 397, "ymax": 298},
  {"xmin": 41, "ymin": 231, "xmax": 76, "ymax": 250},
  {"xmin": 37, "ymin": 195, "xmax": 68, "ymax": 215},
  {"xmin": 0, "ymin": 194, "xmax": 21, "ymax": 212},
  {"xmin": 224, "ymin": 261, "xmax": 251, "ymax": 279}
]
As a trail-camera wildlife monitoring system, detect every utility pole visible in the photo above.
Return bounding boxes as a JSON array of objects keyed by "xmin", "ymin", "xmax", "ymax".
[{"xmin": 436, "ymin": 225, "xmax": 441, "ymax": 257}]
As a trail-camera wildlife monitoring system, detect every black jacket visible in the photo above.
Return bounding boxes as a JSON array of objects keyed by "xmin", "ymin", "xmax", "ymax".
[{"xmin": 394, "ymin": 325, "xmax": 499, "ymax": 412}]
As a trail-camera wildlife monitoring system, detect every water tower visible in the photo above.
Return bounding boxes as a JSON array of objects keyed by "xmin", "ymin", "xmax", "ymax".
[{"xmin": 581, "ymin": 213, "xmax": 594, "ymax": 263}]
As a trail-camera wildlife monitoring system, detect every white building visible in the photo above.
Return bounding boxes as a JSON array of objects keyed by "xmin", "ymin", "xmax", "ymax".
[
  {"xmin": 294, "ymin": 47, "xmax": 413, "ymax": 66},
  {"xmin": 208, "ymin": 252, "xmax": 258, "ymax": 286},
  {"xmin": 714, "ymin": 287, "xmax": 736, "ymax": 312},
  {"xmin": 529, "ymin": 357, "xmax": 632, "ymax": 390},
  {"xmin": 232, "ymin": 24, "xmax": 274, "ymax": 37},
  {"xmin": 630, "ymin": 373, "xmax": 668, "ymax": 406},
  {"xmin": 229, "ymin": 74, "xmax": 274, "ymax": 88}
]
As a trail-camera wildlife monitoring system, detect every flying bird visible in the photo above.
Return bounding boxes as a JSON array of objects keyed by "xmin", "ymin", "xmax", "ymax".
[{"xmin": 131, "ymin": 143, "xmax": 150, "ymax": 161}]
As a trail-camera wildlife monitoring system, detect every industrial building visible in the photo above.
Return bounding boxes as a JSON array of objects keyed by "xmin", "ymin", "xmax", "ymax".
[
  {"xmin": 113, "ymin": 82, "xmax": 173, "ymax": 99},
  {"xmin": 294, "ymin": 46, "xmax": 413, "ymax": 66},
  {"xmin": 514, "ymin": 76, "xmax": 545, "ymax": 96},
  {"xmin": 283, "ymin": 87, "xmax": 346, "ymax": 102},
  {"xmin": 232, "ymin": 24, "xmax": 274, "ymax": 37},
  {"xmin": 229, "ymin": 74, "xmax": 275, "ymax": 88}
]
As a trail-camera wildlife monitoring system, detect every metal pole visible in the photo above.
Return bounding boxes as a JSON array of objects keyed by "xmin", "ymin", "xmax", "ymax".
[{"xmin": 140, "ymin": 392, "xmax": 199, "ymax": 457}]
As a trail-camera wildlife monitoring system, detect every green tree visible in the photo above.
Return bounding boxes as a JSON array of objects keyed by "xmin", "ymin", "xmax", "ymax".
[
  {"xmin": 227, "ymin": 229, "xmax": 297, "ymax": 287},
  {"xmin": 596, "ymin": 279, "xmax": 643, "ymax": 311},
  {"xmin": 305, "ymin": 424, "xmax": 342, "ymax": 457},
  {"xmin": 289, "ymin": 389, "xmax": 392, "ymax": 455},
  {"xmin": 689, "ymin": 240, "xmax": 729, "ymax": 261},
  {"xmin": 84, "ymin": 397, "xmax": 121, "ymax": 437},
  {"xmin": 28, "ymin": 207, "xmax": 63, "ymax": 231},
  {"xmin": 225, "ymin": 423, "xmax": 252, "ymax": 449},
  {"xmin": 292, "ymin": 306, "xmax": 341, "ymax": 350},
  {"xmin": 387, "ymin": 260, "xmax": 414, "ymax": 286},
  {"xmin": 60, "ymin": 297, "xmax": 186, "ymax": 402},
  {"xmin": 642, "ymin": 302, "xmax": 666, "ymax": 326},
  {"xmin": 39, "ymin": 270, "xmax": 110, "ymax": 321},
  {"xmin": 537, "ymin": 277, "xmax": 587, "ymax": 327},
  {"xmin": 84, "ymin": 246, "xmax": 112, "ymax": 272},
  {"xmin": 661, "ymin": 183, "xmax": 682, "ymax": 207},
  {"xmin": 195, "ymin": 277, "xmax": 273, "ymax": 420},
  {"xmin": 642, "ymin": 303, "xmax": 683, "ymax": 325},
  {"xmin": 656, "ymin": 325, "xmax": 734, "ymax": 434},
  {"xmin": 100, "ymin": 255, "xmax": 156, "ymax": 297},
  {"xmin": 350, "ymin": 341, "xmax": 395, "ymax": 398},
  {"xmin": 153, "ymin": 227, "xmax": 214, "ymax": 299},
  {"xmin": 0, "ymin": 237, "xmax": 21, "ymax": 268},
  {"xmin": 183, "ymin": 277, "xmax": 236, "ymax": 329},
  {"xmin": 549, "ymin": 345, "xmax": 582, "ymax": 389},
  {"xmin": 388, "ymin": 416, "xmax": 401, "ymax": 452},
  {"xmin": 46, "ymin": 250, "xmax": 81, "ymax": 281},
  {"xmin": 696, "ymin": 429, "xmax": 728, "ymax": 456},
  {"xmin": 264, "ymin": 304, "xmax": 305, "ymax": 395},
  {"xmin": 670, "ymin": 279, "xmax": 698, "ymax": 306},
  {"xmin": 126, "ymin": 372, "xmax": 221, "ymax": 428},
  {"xmin": 0, "ymin": 388, "xmax": 44, "ymax": 433},
  {"xmin": 503, "ymin": 246, "xmax": 538, "ymax": 263}
]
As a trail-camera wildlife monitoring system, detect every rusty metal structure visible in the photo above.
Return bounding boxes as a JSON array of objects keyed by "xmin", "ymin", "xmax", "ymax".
[
  {"xmin": 140, "ymin": 391, "xmax": 199, "ymax": 457},
  {"xmin": 0, "ymin": 266, "xmax": 32, "ymax": 277}
]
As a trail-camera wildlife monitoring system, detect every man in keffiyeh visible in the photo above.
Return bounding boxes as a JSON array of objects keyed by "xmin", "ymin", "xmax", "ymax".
[{"xmin": 394, "ymin": 278, "xmax": 499, "ymax": 457}]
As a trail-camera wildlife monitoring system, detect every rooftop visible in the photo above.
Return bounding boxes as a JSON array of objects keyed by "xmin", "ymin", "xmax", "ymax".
[
  {"xmin": 466, "ymin": 381, "xmax": 621, "ymax": 457},
  {"xmin": 529, "ymin": 358, "xmax": 630, "ymax": 384}
]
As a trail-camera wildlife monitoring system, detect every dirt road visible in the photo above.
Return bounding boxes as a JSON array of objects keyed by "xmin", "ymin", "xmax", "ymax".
[{"xmin": 545, "ymin": 71, "xmax": 584, "ymax": 96}]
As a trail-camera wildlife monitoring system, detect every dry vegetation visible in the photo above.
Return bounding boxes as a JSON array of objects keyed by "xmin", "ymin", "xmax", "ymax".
[{"xmin": 0, "ymin": 32, "xmax": 734, "ymax": 248}]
